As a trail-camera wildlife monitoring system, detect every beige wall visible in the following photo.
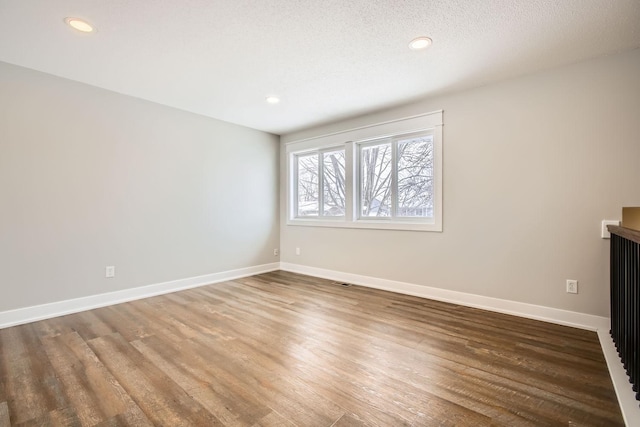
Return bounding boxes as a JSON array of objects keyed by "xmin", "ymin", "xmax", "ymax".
[
  {"xmin": 0, "ymin": 61, "xmax": 280, "ymax": 312},
  {"xmin": 280, "ymin": 49, "xmax": 640, "ymax": 317},
  {"xmin": 2, "ymin": 48, "xmax": 638, "ymax": 318}
]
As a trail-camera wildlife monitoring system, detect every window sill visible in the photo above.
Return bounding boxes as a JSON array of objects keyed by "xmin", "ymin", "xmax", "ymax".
[{"xmin": 286, "ymin": 218, "xmax": 442, "ymax": 232}]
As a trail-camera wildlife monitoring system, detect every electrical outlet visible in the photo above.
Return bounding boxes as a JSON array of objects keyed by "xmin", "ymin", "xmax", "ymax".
[
  {"xmin": 295, "ymin": 247, "xmax": 301, "ymax": 255},
  {"xmin": 105, "ymin": 266, "xmax": 115, "ymax": 278},
  {"xmin": 274, "ymin": 248, "xmax": 279, "ymax": 256},
  {"xmin": 566, "ymin": 279, "xmax": 578, "ymax": 294}
]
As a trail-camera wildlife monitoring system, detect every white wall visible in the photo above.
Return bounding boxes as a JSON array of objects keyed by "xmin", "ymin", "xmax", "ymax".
[
  {"xmin": 280, "ymin": 49, "xmax": 640, "ymax": 318},
  {"xmin": 0, "ymin": 61, "xmax": 280, "ymax": 312}
]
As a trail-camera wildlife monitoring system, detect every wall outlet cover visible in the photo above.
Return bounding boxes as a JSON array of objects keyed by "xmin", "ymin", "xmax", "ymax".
[{"xmin": 105, "ymin": 266, "xmax": 115, "ymax": 278}]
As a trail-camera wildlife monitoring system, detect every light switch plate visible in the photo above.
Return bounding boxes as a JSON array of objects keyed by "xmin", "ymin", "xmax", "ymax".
[{"xmin": 601, "ymin": 220, "xmax": 620, "ymax": 239}]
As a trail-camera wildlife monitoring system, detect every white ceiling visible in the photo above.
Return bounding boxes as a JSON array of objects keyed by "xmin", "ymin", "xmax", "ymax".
[{"xmin": 1, "ymin": 1, "xmax": 639, "ymax": 135}]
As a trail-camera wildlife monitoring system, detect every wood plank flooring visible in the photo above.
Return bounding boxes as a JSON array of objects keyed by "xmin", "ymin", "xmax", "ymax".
[{"xmin": 0, "ymin": 271, "xmax": 623, "ymax": 426}]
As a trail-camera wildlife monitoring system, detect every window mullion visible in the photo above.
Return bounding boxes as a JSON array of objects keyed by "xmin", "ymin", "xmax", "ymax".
[
  {"xmin": 355, "ymin": 144, "xmax": 362, "ymax": 219},
  {"xmin": 318, "ymin": 151, "xmax": 324, "ymax": 217},
  {"xmin": 391, "ymin": 140, "xmax": 398, "ymax": 218},
  {"xmin": 345, "ymin": 142, "xmax": 354, "ymax": 221},
  {"xmin": 293, "ymin": 154, "xmax": 299, "ymax": 217}
]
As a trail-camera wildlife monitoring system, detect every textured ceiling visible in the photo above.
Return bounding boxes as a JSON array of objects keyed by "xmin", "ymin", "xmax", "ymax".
[{"xmin": 0, "ymin": 0, "xmax": 639, "ymax": 135}]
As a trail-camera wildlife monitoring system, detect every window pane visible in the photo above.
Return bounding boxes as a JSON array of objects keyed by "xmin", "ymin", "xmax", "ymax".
[
  {"xmin": 323, "ymin": 150, "xmax": 345, "ymax": 216},
  {"xmin": 360, "ymin": 142, "xmax": 392, "ymax": 217},
  {"xmin": 397, "ymin": 135, "xmax": 433, "ymax": 217},
  {"xmin": 297, "ymin": 154, "xmax": 318, "ymax": 216}
]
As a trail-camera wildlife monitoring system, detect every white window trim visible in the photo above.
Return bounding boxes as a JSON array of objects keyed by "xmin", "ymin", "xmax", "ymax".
[{"xmin": 286, "ymin": 110, "xmax": 443, "ymax": 232}]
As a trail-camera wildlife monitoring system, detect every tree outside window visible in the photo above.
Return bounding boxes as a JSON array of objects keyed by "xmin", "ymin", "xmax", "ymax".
[
  {"xmin": 295, "ymin": 149, "xmax": 345, "ymax": 217},
  {"xmin": 359, "ymin": 134, "xmax": 433, "ymax": 219}
]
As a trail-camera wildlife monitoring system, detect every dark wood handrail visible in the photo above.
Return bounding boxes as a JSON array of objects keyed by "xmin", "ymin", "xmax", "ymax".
[{"xmin": 608, "ymin": 225, "xmax": 640, "ymax": 245}]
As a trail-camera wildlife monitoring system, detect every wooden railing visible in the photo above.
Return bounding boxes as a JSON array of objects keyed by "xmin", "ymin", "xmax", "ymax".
[{"xmin": 608, "ymin": 225, "xmax": 640, "ymax": 406}]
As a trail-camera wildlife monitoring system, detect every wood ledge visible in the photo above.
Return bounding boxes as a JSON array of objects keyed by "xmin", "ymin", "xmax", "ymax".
[{"xmin": 608, "ymin": 225, "xmax": 640, "ymax": 244}]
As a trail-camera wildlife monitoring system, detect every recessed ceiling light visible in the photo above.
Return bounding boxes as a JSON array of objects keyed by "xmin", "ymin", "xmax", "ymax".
[
  {"xmin": 409, "ymin": 36, "xmax": 432, "ymax": 50},
  {"xmin": 65, "ymin": 17, "xmax": 94, "ymax": 33},
  {"xmin": 266, "ymin": 96, "xmax": 280, "ymax": 104}
]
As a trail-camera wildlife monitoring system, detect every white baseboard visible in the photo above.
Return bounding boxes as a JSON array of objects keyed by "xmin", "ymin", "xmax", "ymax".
[
  {"xmin": 2, "ymin": 261, "xmax": 608, "ymax": 332},
  {"xmin": 598, "ymin": 330, "xmax": 640, "ymax": 427},
  {"xmin": 0, "ymin": 263, "xmax": 280, "ymax": 330},
  {"xmin": 279, "ymin": 262, "xmax": 609, "ymax": 331}
]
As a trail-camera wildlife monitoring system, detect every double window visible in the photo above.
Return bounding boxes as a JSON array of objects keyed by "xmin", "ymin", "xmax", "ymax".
[{"xmin": 287, "ymin": 111, "xmax": 442, "ymax": 231}]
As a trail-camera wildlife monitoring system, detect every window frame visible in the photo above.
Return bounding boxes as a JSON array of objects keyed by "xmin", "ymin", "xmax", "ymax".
[
  {"xmin": 292, "ymin": 146, "xmax": 346, "ymax": 220},
  {"xmin": 355, "ymin": 131, "xmax": 435, "ymax": 221},
  {"xmin": 286, "ymin": 110, "xmax": 443, "ymax": 232}
]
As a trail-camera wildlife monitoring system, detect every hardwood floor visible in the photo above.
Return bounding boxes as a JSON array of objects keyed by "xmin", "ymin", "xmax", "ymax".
[{"xmin": 0, "ymin": 271, "xmax": 623, "ymax": 426}]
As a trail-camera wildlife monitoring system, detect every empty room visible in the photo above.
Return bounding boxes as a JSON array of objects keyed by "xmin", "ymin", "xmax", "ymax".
[{"xmin": 1, "ymin": 0, "xmax": 640, "ymax": 426}]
